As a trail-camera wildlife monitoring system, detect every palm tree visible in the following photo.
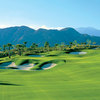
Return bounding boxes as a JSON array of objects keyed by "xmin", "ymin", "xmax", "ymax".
[
  {"xmin": 23, "ymin": 41, "xmax": 27, "ymax": 52},
  {"xmin": 30, "ymin": 43, "xmax": 38, "ymax": 50},
  {"xmin": 44, "ymin": 41, "xmax": 49, "ymax": 48},
  {"xmin": 44, "ymin": 41, "xmax": 50, "ymax": 52},
  {"xmin": 3, "ymin": 45, "xmax": 6, "ymax": 52},
  {"xmin": 7, "ymin": 43, "xmax": 12, "ymax": 58},
  {"xmin": 16, "ymin": 44, "xmax": 23, "ymax": 56},
  {"xmin": 55, "ymin": 43, "xmax": 59, "ymax": 50},
  {"xmin": 23, "ymin": 41, "xmax": 27, "ymax": 47},
  {"xmin": 60, "ymin": 42, "xmax": 65, "ymax": 51}
]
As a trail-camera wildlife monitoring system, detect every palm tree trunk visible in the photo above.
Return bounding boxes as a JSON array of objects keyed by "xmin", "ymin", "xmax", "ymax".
[{"xmin": 8, "ymin": 47, "xmax": 11, "ymax": 58}]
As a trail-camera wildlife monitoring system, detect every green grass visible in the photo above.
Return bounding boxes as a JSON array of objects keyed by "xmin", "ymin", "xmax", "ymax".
[{"xmin": 0, "ymin": 49, "xmax": 100, "ymax": 100}]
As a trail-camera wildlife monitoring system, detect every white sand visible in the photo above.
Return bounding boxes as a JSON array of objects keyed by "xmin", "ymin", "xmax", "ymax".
[
  {"xmin": 19, "ymin": 64, "xmax": 35, "ymax": 70},
  {"xmin": 7, "ymin": 62, "xmax": 35, "ymax": 70},
  {"xmin": 8, "ymin": 62, "xmax": 16, "ymax": 67},
  {"xmin": 6, "ymin": 62, "xmax": 57, "ymax": 70},
  {"xmin": 70, "ymin": 52, "xmax": 87, "ymax": 55}
]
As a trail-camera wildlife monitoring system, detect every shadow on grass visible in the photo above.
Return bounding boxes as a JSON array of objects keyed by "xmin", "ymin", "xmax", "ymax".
[{"xmin": 0, "ymin": 82, "xmax": 21, "ymax": 86}]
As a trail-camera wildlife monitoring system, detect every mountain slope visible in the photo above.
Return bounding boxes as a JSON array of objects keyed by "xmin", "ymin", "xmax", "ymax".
[
  {"xmin": 76, "ymin": 27, "xmax": 100, "ymax": 36},
  {"xmin": 0, "ymin": 26, "xmax": 100, "ymax": 46}
]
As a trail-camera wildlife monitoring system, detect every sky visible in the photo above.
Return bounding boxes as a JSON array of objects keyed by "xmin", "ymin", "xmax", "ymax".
[{"xmin": 0, "ymin": 0, "xmax": 100, "ymax": 29}]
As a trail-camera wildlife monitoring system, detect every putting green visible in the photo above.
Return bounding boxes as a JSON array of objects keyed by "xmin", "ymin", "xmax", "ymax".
[{"xmin": 0, "ymin": 49, "xmax": 100, "ymax": 100}]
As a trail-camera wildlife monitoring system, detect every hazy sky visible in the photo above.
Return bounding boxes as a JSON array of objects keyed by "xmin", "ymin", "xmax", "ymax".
[{"xmin": 0, "ymin": 0, "xmax": 100, "ymax": 29}]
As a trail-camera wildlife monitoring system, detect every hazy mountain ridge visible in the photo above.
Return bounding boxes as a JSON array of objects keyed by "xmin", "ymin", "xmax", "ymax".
[
  {"xmin": 76, "ymin": 27, "xmax": 100, "ymax": 36},
  {"xmin": 0, "ymin": 26, "xmax": 100, "ymax": 46}
]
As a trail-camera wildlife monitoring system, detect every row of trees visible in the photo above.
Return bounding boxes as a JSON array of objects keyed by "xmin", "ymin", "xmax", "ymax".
[
  {"xmin": 0, "ymin": 40, "xmax": 98, "ymax": 58},
  {"xmin": 1, "ymin": 42, "xmax": 27, "ymax": 58}
]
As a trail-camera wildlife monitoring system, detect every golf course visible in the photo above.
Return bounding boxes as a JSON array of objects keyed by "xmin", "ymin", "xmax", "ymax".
[
  {"xmin": 0, "ymin": 0, "xmax": 100, "ymax": 99},
  {"xmin": 0, "ymin": 48, "xmax": 100, "ymax": 100}
]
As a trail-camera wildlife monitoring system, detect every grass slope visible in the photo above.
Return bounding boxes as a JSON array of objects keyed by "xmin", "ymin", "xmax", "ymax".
[{"xmin": 0, "ymin": 49, "xmax": 100, "ymax": 100}]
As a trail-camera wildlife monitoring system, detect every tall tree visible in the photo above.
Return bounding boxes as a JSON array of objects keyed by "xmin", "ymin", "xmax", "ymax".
[
  {"xmin": 23, "ymin": 41, "xmax": 27, "ymax": 47},
  {"xmin": 55, "ymin": 43, "xmax": 59, "ymax": 50},
  {"xmin": 16, "ymin": 44, "xmax": 23, "ymax": 56},
  {"xmin": 7, "ymin": 43, "xmax": 12, "ymax": 58},
  {"xmin": 44, "ymin": 41, "xmax": 49, "ymax": 48},
  {"xmin": 30, "ymin": 43, "xmax": 38, "ymax": 50},
  {"xmin": 3, "ymin": 45, "xmax": 6, "ymax": 52},
  {"xmin": 23, "ymin": 41, "xmax": 27, "ymax": 52},
  {"xmin": 69, "ymin": 42, "xmax": 73, "ymax": 47},
  {"xmin": 60, "ymin": 42, "xmax": 65, "ymax": 51},
  {"xmin": 44, "ymin": 41, "xmax": 50, "ymax": 52}
]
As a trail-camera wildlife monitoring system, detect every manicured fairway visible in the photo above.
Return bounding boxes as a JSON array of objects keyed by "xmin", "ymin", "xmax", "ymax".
[{"xmin": 0, "ymin": 49, "xmax": 100, "ymax": 100}]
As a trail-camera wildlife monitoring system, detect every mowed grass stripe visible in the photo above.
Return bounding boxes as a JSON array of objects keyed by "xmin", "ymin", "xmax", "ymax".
[{"xmin": 0, "ymin": 49, "xmax": 100, "ymax": 100}]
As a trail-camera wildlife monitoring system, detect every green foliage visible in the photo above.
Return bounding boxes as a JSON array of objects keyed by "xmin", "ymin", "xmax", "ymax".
[
  {"xmin": 16, "ymin": 44, "xmax": 23, "ymax": 56},
  {"xmin": 30, "ymin": 43, "xmax": 38, "ymax": 49},
  {"xmin": 0, "ymin": 49, "xmax": 100, "ymax": 100},
  {"xmin": 44, "ymin": 41, "xmax": 50, "ymax": 48}
]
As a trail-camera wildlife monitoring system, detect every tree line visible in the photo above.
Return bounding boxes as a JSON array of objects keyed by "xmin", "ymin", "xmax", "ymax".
[{"xmin": 0, "ymin": 40, "xmax": 98, "ymax": 58}]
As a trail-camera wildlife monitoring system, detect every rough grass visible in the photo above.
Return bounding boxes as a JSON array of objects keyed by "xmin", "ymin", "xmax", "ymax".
[{"xmin": 0, "ymin": 49, "xmax": 100, "ymax": 100}]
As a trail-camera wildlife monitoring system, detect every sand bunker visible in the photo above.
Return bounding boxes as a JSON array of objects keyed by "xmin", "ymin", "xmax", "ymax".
[
  {"xmin": 8, "ymin": 62, "xmax": 35, "ymax": 70},
  {"xmin": 0, "ymin": 62, "xmax": 35, "ymax": 70},
  {"xmin": 41, "ymin": 63, "xmax": 57, "ymax": 70},
  {"xmin": 70, "ymin": 52, "xmax": 87, "ymax": 55}
]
